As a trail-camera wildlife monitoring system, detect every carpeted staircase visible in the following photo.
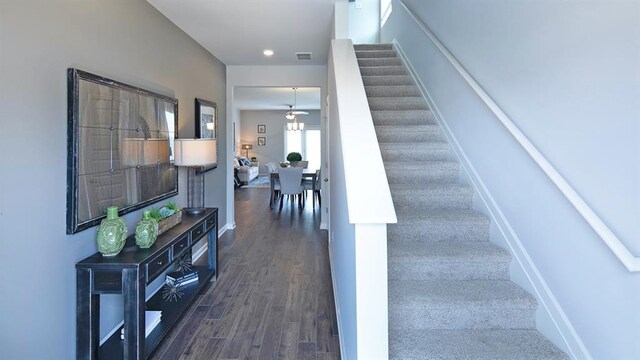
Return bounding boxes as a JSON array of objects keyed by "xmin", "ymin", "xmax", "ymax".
[{"xmin": 355, "ymin": 43, "xmax": 569, "ymax": 360}]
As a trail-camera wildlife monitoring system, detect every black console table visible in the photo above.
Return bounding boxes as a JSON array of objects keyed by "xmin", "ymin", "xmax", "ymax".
[{"xmin": 76, "ymin": 208, "xmax": 218, "ymax": 360}]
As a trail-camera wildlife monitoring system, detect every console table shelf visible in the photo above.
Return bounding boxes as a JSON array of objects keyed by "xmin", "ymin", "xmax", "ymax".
[{"xmin": 76, "ymin": 208, "xmax": 218, "ymax": 360}]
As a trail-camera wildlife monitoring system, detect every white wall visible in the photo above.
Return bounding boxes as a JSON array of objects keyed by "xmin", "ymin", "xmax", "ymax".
[
  {"xmin": 239, "ymin": 110, "xmax": 321, "ymax": 174},
  {"xmin": 382, "ymin": 1, "xmax": 639, "ymax": 358},
  {"xmin": 226, "ymin": 65, "xmax": 328, "ymax": 228},
  {"xmin": 348, "ymin": 0, "xmax": 380, "ymax": 44},
  {"xmin": 0, "ymin": 1, "xmax": 226, "ymax": 358}
]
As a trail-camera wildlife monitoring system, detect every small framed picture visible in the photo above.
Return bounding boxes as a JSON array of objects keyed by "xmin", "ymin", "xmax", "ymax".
[
  {"xmin": 195, "ymin": 98, "xmax": 217, "ymax": 140},
  {"xmin": 257, "ymin": 137, "xmax": 266, "ymax": 146},
  {"xmin": 257, "ymin": 124, "xmax": 266, "ymax": 133}
]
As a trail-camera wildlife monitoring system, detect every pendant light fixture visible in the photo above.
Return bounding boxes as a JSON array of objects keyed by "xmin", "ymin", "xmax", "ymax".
[{"xmin": 286, "ymin": 87, "xmax": 305, "ymax": 131}]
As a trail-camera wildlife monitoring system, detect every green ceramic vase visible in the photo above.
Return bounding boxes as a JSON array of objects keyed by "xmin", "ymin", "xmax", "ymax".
[
  {"xmin": 97, "ymin": 206, "xmax": 127, "ymax": 256},
  {"xmin": 135, "ymin": 210, "xmax": 159, "ymax": 249}
]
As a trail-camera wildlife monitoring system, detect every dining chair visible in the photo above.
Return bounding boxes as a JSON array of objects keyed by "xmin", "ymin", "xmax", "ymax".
[
  {"xmin": 303, "ymin": 169, "xmax": 321, "ymax": 208},
  {"xmin": 277, "ymin": 167, "xmax": 304, "ymax": 212},
  {"xmin": 265, "ymin": 163, "xmax": 281, "ymax": 208}
]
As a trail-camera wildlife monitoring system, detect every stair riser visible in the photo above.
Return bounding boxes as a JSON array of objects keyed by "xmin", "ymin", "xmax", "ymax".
[
  {"xmin": 356, "ymin": 50, "xmax": 397, "ymax": 58},
  {"xmin": 354, "ymin": 44, "xmax": 393, "ymax": 51},
  {"xmin": 388, "ymin": 222, "xmax": 489, "ymax": 242},
  {"xmin": 391, "ymin": 192, "xmax": 472, "ymax": 210},
  {"xmin": 366, "ymin": 85, "xmax": 421, "ymax": 97},
  {"xmin": 368, "ymin": 97, "xmax": 428, "ymax": 111},
  {"xmin": 358, "ymin": 58, "xmax": 402, "ymax": 67},
  {"xmin": 363, "ymin": 76, "xmax": 414, "ymax": 86},
  {"xmin": 372, "ymin": 111, "xmax": 435, "ymax": 125},
  {"xmin": 389, "ymin": 308, "xmax": 536, "ymax": 330},
  {"xmin": 382, "ymin": 148, "xmax": 449, "ymax": 162},
  {"xmin": 376, "ymin": 128, "xmax": 444, "ymax": 143},
  {"xmin": 360, "ymin": 66, "xmax": 407, "ymax": 76},
  {"xmin": 388, "ymin": 261, "xmax": 510, "ymax": 280},
  {"xmin": 385, "ymin": 167, "xmax": 460, "ymax": 184}
]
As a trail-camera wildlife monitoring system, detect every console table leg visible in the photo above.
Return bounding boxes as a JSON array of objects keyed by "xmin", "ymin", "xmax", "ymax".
[
  {"xmin": 123, "ymin": 268, "xmax": 145, "ymax": 359},
  {"xmin": 77, "ymin": 269, "xmax": 99, "ymax": 360},
  {"xmin": 207, "ymin": 218, "xmax": 218, "ymax": 279}
]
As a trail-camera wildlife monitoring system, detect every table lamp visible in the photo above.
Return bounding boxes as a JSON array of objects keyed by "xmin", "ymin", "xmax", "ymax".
[
  {"xmin": 241, "ymin": 144, "xmax": 252, "ymax": 158},
  {"xmin": 174, "ymin": 139, "xmax": 217, "ymax": 215}
]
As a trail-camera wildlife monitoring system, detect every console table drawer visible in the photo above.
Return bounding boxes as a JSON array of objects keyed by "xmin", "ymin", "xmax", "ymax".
[
  {"xmin": 172, "ymin": 234, "xmax": 190, "ymax": 258},
  {"xmin": 191, "ymin": 223, "xmax": 205, "ymax": 241},
  {"xmin": 146, "ymin": 249, "xmax": 170, "ymax": 283},
  {"xmin": 205, "ymin": 215, "xmax": 216, "ymax": 231}
]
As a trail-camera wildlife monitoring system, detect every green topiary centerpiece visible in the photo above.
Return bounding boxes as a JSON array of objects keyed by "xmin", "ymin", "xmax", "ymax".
[
  {"xmin": 286, "ymin": 152, "xmax": 302, "ymax": 166},
  {"xmin": 286, "ymin": 152, "xmax": 302, "ymax": 162}
]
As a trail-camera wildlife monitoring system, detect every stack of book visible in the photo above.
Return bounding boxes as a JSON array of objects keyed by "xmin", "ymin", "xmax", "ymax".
[
  {"xmin": 120, "ymin": 310, "xmax": 162, "ymax": 339},
  {"xmin": 165, "ymin": 270, "xmax": 198, "ymax": 287}
]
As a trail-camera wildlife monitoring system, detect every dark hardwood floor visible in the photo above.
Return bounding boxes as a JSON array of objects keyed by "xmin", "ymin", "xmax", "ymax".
[{"xmin": 151, "ymin": 187, "xmax": 340, "ymax": 360}]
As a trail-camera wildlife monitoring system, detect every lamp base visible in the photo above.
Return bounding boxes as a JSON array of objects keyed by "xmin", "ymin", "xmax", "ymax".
[{"xmin": 183, "ymin": 207, "xmax": 205, "ymax": 216}]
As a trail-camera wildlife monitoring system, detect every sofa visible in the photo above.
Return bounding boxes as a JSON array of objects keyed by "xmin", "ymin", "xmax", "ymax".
[{"xmin": 234, "ymin": 157, "xmax": 259, "ymax": 184}]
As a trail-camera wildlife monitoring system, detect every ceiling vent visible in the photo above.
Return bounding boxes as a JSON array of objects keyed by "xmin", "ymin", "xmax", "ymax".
[{"xmin": 296, "ymin": 52, "xmax": 312, "ymax": 61}]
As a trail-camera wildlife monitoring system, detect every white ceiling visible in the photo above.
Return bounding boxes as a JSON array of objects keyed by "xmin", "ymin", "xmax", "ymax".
[
  {"xmin": 147, "ymin": 0, "xmax": 336, "ymax": 65},
  {"xmin": 234, "ymin": 87, "xmax": 321, "ymax": 110}
]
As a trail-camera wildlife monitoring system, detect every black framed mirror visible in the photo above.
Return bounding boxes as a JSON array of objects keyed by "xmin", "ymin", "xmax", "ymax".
[
  {"xmin": 67, "ymin": 68, "xmax": 178, "ymax": 234},
  {"xmin": 195, "ymin": 98, "xmax": 218, "ymax": 171}
]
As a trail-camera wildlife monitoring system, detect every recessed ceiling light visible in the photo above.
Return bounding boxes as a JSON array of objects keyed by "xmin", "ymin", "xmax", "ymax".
[{"xmin": 263, "ymin": 49, "xmax": 274, "ymax": 56}]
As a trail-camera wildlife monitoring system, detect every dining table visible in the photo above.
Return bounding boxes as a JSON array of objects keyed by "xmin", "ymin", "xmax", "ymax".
[{"xmin": 269, "ymin": 168, "xmax": 318, "ymax": 208}]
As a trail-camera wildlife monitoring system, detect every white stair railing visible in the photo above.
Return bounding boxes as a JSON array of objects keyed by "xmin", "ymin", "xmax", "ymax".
[{"xmin": 327, "ymin": 38, "xmax": 396, "ymax": 359}]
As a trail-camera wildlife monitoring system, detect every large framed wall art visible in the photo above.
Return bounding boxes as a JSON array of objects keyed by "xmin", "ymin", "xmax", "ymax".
[{"xmin": 67, "ymin": 68, "xmax": 178, "ymax": 234}]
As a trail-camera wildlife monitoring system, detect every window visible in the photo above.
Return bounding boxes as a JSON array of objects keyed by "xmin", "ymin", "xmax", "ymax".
[
  {"xmin": 284, "ymin": 126, "xmax": 321, "ymax": 170},
  {"xmin": 305, "ymin": 129, "xmax": 321, "ymax": 171},
  {"xmin": 285, "ymin": 129, "xmax": 302, "ymax": 156},
  {"xmin": 381, "ymin": 0, "xmax": 392, "ymax": 26}
]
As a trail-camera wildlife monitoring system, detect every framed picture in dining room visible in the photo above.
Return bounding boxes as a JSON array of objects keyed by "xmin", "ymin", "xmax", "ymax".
[
  {"xmin": 195, "ymin": 98, "xmax": 217, "ymax": 139},
  {"xmin": 257, "ymin": 124, "xmax": 266, "ymax": 133},
  {"xmin": 257, "ymin": 137, "xmax": 266, "ymax": 146}
]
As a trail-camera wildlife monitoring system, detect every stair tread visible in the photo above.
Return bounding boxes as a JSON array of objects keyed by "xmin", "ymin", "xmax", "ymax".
[
  {"xmin": 394, "ymin": 208, "xmax": 489, "ymax": 223},
  {"xmin": 375, "ymin": 124, "xmax": 439, "ymax": 130},
  {"xmin": 372, "ymin": 109, "xmax": 431, "ymax": 116},
  {"xmin": 389, "ymin": 279, "xmax": 536, "ymax": 308},
  {"xmin": 354, "ymin": 43, "xmax": 393, "ymax": 50},
  {"xmin": 384, "ymin": 160, "xmax": 458, "ymax": 168},
  {"xmin": 355, "ymin": 49, "xmax": 397, "ymax": 58},
  {"xmin": 389, "ymin": 182, "xmax": 473, "ymax": 193},
  {"xmin": 389, "ymin": 241, "xmax": 510, "ymax": 262},
  {"xmin": 380, "ymin": 141, "xmax": 448, "ymax": 149},
  {"xmin": 390, "ymin": 329, "xmax": 569, "ymax": 360}
]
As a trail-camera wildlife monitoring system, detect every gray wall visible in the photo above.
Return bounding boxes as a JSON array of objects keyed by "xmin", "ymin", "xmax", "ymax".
[
  {"xmin": 0, "ymin": 0, "xmax": 226, "ymax": 358},
  {"xmin": 348, "ymin": 0, "xmax": 380, "ymax": 44},
  {"xmin": 382, "ymin": 1, "xmax": 639, "ymax": 358},
  {"xmin": 239, "ymin": 110, "xmax": 321, "ymax": 174}
]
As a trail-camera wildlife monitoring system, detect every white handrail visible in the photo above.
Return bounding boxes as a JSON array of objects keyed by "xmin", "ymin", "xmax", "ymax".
[
  {"xmin": 330, "ymin": 39, "xmax": 397, "ymax": 225},
  {"xmin": 393, "ymin": 0, "xmax": 639, "ymax": 272}
]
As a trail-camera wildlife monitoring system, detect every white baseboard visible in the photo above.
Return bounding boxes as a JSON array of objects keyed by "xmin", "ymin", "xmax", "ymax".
[
  {"xmin": 393, "ymin": 40, "xmax": 590, "ymax": 360},
  {"xmin": 328, "ymin": 244, "xmax": 347, "ymax": 359}
]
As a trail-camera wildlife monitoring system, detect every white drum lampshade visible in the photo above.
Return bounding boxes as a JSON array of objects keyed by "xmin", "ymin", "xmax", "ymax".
[
  {"xmin": 173, "ymin": 139, "xmax": 217, "ymax": 215},
  {"xmin": 174, "ymin": 139, "xmax": 217, "ymax": 167}
]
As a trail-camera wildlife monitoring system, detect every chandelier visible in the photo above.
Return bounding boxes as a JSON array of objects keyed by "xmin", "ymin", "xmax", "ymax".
[{"xmin": 286, "ymin": 87, "xmax": 305, "ymax": 131}]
